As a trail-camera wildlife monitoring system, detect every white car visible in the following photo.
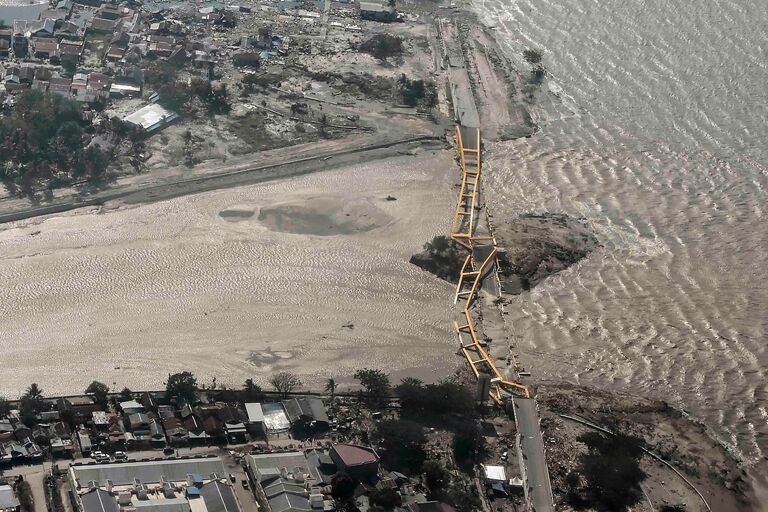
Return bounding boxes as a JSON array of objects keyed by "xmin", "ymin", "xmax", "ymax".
[{"xmin": 113, "ymin": 451, "xmax": 127, "ymax": 461}]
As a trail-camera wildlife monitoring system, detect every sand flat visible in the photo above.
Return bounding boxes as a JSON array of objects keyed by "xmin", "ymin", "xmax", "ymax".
[{"xmin": 0, "ymin": 151, "xmax": 457, "ymax": 396}]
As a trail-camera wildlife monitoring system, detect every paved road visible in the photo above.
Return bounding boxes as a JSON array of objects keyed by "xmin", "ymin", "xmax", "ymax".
[
  {"xmin": 514, "ymin": 398, "xmax": 555, "ymax": 512},
  {"xmin": 2, "ymin": 462, "xmax": 48, "ymax": 512},
  {"xmin": 0, "ymin": 134, "xmax": 441, "ymax": 225}
]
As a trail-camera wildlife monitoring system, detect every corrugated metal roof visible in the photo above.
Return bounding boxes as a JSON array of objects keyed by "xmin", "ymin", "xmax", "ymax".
[
  {"xmin": 244, "ymin": 403, "xmax": 264, "ymax": 423},
  {"xmin": 71, "ymin": 458, "xmax": 226, "ymax": 486},
  {"xmin": 199, "ymin": 481, "xmax": 239, "ymax": 512},
  {"xmin": 0, "ymin": 484, "xmax": 20, "ymax": 510},
  {"xmin": 80, "ymin": 489, "xmax": 119, "ymax": 512},
  {"xmin": 262, "ymin": 403, "xmax": 290, "ymax": 432},
  {"xmin": 131, "ymin": 498, "xmax": 191, "ymax": 512}
]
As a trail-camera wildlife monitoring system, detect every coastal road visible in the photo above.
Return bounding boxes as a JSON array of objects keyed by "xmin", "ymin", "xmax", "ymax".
[
  {"xmin": 2, "ymin": 462, "xmax": 48, "ymax": 512},
  {"xmin": 514, "ymin": 397, "xmax": 555, "ymax": 512},
  {"xmin": 0, "ymin": 134, "xmax": 442, "ymax": 225}
]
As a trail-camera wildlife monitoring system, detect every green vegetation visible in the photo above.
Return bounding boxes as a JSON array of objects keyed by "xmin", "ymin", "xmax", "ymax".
[
  {"xmin": 18, "ymin": 384, "xmax": 47, "ymax": 427},
  {"xmin": 270, "ymin": 371, "xmax": 302, "ymax": 396},
  {"xmin": 523, "ymin": 48, "xmax": 542, "ymax": 64},
  {"xmin": 85, "ymin": 381, "xmax": 110, "ymax": 406},
  {"xmin": 0, "ymin": 396, "xmax": 11, "ymax": 417},
  {"xmin": 330, "ymin": 472, "xmax": 356, "ymax": 502},
  {"xmin": 395, "ymin": 378, "xmax": 475, "ymax": 416},
  {"xmin": 165, "ymin": 371, "xmax": 197, "ymax": 404},
  {"xmin": 409, "ymin": 235, "xmax": 463, "ymax": 282},
  {"xmin": 243, "ymin": 379, "xmax": 264, "ymax": 401},
  {"xmin": 369, "ymin": 488, "xmax": 402, "ymax": 509},
  {"xmin": 146, "ymin": 61, "xmax": 230, "ymax": 116},
  {"xmin": 523, "ymin": 48, "xmax": 545, "ymax": 84},
  {"xmin": 374, "ymin": 419, "xmax": 427, "ymax": 474},
  {"xmin": 15, "ymin": 480, "xmax": 33, "ymax": 512},
  {"xmin": 45, "ymin": 475, "xmax": 65, "ymax": 512},
  {"xmin": 359, "ymin": 34, "xmax": 404, "ymax": 61},
  {"xmin": 452, "ymin": 422, "xmax": 484, "ymax": 470},
  {"xmin": 0, "ymin": 91, "xmax": 110, "ymax": 201},
  {"xmin": 422, "ymin": 460, "xmax": 450, "ymax": 492},
  {"xmin": 353, "ymin": 368, "xmax": 390, "ymax": 405},
  {"xmin": 119, "ymin": 387, "xmax": 134, "ymax": 400},
  {"xmin": 324, "ymin": 378, "xmax": 336, "ymax": 400},
  {"xmin": 566, "ymin": 431, "xmax": 647, "ymax": 511},
  {"xmin": 397, "ymin": 74, "xmax": 437, "ymax": 108}
]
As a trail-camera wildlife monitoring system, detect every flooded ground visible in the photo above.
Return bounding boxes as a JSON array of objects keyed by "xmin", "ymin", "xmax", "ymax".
[
  {"xmin": 473, "ymin": 0, "xmax": 768, "ymax": 497},
  {"xmin": 0, "ymin": 151, "xmax": 457, "ymax": 396}
]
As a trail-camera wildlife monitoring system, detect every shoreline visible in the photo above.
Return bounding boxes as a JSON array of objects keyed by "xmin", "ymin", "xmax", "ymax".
[
  {"xmin": 444, "ymin": 2, "xmax": 763, "ymax": 508},
  {"xmin": 0, "ymin": 1, "xmax": 763, "ymax": 508}
]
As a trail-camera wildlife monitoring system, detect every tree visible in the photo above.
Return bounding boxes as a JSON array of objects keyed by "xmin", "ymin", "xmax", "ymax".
[
  {"xmin": 119, "ymin": 387, "xmax": 134, "ymax": 401},
  {"xmin": 165, "ymin": 372, "xmax": 197, "ymax": 403},
  {"xmin": 270, "ymin": 372, "xmax": 302, "ymax": 396},
  {"xmin": 243, "ymin": 379, "xmax": 264, "ymax": 401},
  {"xmin": 523, "ymin": 48, "xmax": 542, "ymax": 65},
  {"xmin": 0, "ymin": 91, "xmax": 110, "ymax": 200},
  {"xmin": 325, "ymin": 378, "xmax": 337, "ymax": 407},
  {"xmin": 395, "ymin": 379, "xmax": 475, "ymax": 417},
  {"xmin": 452, "ymin": 422, "xmax": 484, "ymax": 470},
  {"xmin": 353, "ymin": 368, "xmax": 390, "ymax": 404},
  {"xmin": 374, "ymin": 419, "xmax": 426, "ymax": 474},
  {"xmin": 330, "ymin": 472, "xmax": 356, "ymax": 502},
  {"xmin": 62, "ymin": 59, "xmax": 77, "ymax": 75},
  {"xmin": 359, "ymin": 34, "xmax": 403, "ymax": 61},
  {"xmin": 567, "ymin": 432, "xmax": 647, "ymax": 511},
  {"xmin": 85, "ymin": 381, "xmax": 110, "ymax": 406},
  {"xmin": 15, "ymin": 480, "xmax": 33, "ymax": 512},
  {"xmin": 0, "ymin": 396, "xmax": 11, "ymax": 417},
  {"xmin": 23, "ymin": 383, "xmax": 43, "ymax": 401},
  {"xmin": 369, "ymin": 488, "xmax": 402, "ymax": 509},
  {"xmin": 397, "ymin": 74, "xmax": 427, "ymax": 107},
  {"xmin": 410, "ymin": 235, "xmax": 463, "ymax": 282},
  {"xmin": 422, "ymin": 460, "xmax": 450, "ymax": 492}
]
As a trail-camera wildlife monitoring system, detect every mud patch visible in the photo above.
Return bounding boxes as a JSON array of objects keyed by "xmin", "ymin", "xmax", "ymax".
[
  {"xmin": 219, "ymin": 207, "xmax": 255, "ymax": 221},
  {"xmin": 249, "ymin": 347, "xmax": 295, "ymax": 367},
  {"xmin": 497, "ymin": 212, "xmax": 598, "ymax": 294},
  {"xmin": 258, "ymin": 195, "xmax": 391, "ymax": 236}
]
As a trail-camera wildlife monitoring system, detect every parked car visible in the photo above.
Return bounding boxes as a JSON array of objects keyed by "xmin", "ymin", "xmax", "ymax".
[
  {"xmin": 113, "ymin": 451, "xmax": 127, "ymax": 461},
  {"xmin": 229, "ymin": 474, "xmax": 236, "ymax": 483},
  {"xmin": 241, "ymin": 479, "xmax": 249, "ymax": 490}
]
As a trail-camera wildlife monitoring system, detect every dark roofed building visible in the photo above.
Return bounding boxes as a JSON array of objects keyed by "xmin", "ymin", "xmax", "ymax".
[
  {"xmin": 89, "ymin": 18, "xmax": 117, "ymax": 33},
  {"xmin": 359, "ymin": 1, "xmax": 398, "ymax": 22},
  {"xmin": 407, "ymin": 502, "xmax": 456, "ymax": 512},
  {"xmin": 29, "ymin": 19, "xmax": 56, "ymax": 38},
  {"xmin": 199, "ymin": 481, "xmax": 239, "ymax": 512},
  {"xmin": 58, "ymin": 396, "xmax": 102, "ymax": 422},
  {"xmin": 329, "ymin": 444, "xmax": 379, "ymax": 482},
  {"xmin": 79, "ymin": 489, "xmax": 119, "ymax": 512},
  {"xmin": 281, "ymin": 398, "xmax": 328, "ymax": 431},
  {"xmin": 260, "ymin": 475, "xmax": 311, "ymax": 512}
]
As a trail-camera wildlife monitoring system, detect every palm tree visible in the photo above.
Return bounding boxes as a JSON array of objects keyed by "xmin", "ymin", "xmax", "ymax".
[
  {"xmin": 24, "ymin": 383, "xmax": 43, "ymax": 401},
  {"xmin": 243, "ymin": 379, "xmax": 262, "ymax": 401},
  {"xmin": 325, "ymin": 378, "xmax": 336, "ymax": 408}
]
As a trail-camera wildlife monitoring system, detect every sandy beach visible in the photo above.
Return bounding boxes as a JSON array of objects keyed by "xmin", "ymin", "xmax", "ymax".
[{"xmin": 0, "ymin": 150, "xmax": 457, "ymax": 396}]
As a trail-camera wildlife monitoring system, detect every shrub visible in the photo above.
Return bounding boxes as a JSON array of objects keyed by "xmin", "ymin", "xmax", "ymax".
[
  {"xmin": 359, "ymin": 34, "xmax": 404, "ymax": 61},
  {"xmin": 567, "ymin": 432, "xmax": 647, "ymax": 511},
  {"xmin": 523, "ymin": 48, "xmax": 542, "ymax": 64},
  {"xmin": 374, "ymin": 419, "xmax": 427, "ymax": 474}
]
